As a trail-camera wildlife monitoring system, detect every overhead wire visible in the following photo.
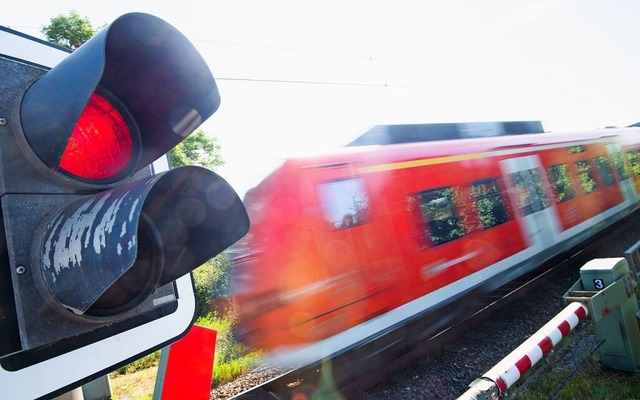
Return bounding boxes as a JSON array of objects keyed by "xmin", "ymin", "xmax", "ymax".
[
  {"xmin": 193, "ymin": 37, "xmax": 491, "ymax": 92},
  {"xmin": 193, "ymin": 38, "xmax": 628, "ymax": 103},
  {"xmin": 4, "ymin": 24, "xmax": 633, "ymax": 104}
]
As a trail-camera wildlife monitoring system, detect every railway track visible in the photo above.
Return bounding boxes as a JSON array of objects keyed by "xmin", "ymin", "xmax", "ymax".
[{"xmin": 222, "ymin": 211, "xmax": 640, "ymax": 400}]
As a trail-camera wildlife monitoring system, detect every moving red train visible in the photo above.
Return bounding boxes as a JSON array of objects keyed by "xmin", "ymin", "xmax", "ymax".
[{"xmin": 231, "ymin": 122, "xmax": 640, "ymax": 361}]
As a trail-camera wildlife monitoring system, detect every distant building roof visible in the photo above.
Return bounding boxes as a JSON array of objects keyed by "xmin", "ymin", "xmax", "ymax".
[{"xmin": 347, "ymin": 121, "xmax": 545, "ymax": 146}]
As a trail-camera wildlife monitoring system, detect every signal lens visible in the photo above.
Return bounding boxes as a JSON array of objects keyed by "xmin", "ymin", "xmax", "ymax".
[{"xmin": 59, "ymin": 93, "xmax": 134, "ymax": 181}]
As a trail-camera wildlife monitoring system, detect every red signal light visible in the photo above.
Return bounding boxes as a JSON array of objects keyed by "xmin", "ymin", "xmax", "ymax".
[{"xmin": 59, "ymin": 93, "xmax": 136, "ymax": 181}]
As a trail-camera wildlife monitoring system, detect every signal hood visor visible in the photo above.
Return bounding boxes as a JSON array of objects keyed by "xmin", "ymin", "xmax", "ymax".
[
  {"xmin": 19, "ymin": 13, "xmax": 220, "ymax": 185},
  {"xmin": 33, "ymin": 166, "xmax": 249, "ymax": 318}
]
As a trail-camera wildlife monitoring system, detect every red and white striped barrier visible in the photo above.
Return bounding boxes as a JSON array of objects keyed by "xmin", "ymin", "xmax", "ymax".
[{"xmin": 459, "ymin": 302, "xmax": 589, "ymax": 399}]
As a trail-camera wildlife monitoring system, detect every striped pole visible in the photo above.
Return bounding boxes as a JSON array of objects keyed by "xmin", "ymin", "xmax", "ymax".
[{"xmin": 459, "ymin": 302, "xmax": 589, "ymax": 399}]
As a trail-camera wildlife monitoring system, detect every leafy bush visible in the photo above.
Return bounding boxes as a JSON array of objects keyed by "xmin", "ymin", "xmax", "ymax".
[{"xmin": 193, "ymin": 254, "xmax": 233, "ymax": 319}]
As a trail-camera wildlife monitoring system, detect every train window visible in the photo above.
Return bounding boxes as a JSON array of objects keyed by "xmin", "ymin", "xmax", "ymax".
[
  {"xmin": 509, "ymin": 169, "xmax": 550, "ymax": 216},
  {"xmin": 547, "ymin": 164, "xmax": 576, "ymax": 203},
  {"xmin": 627, "ymin": 150, "xmax": 640, "ymax": 176},
  {"xmin": 575, "ymin": 160, "xmax": 598, "ymax": 194},
  {"xmin": 471, "ymin": 178, "xmax": 510, "ymax": 228},
  {"xmin": 569, "ymin": 145, "xmax": 586, "ymax": 154},
  {"xmin": 317, "ymin": 178, "xmax": 371, "ymax": 229},
  {"xmin": 612, "ymin": 152, "xmax": 630, "ymax": 180},
  {"xmin": 416, "ymin": 187, "xmax": 464, "ymax": 245},
  {"xmin": 595, "ymin": 156, "xmax": 615, "ymax": 186}
]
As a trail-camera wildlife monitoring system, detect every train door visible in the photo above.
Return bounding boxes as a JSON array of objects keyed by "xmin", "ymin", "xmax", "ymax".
[
  {"xmin": 606, "ymin": 143, "xmax": 637, "ymax": 203},
  {"xmin": 500, "ymin": 155, "xmax": 561, "ymax": 250},
  {"xmin": 355, "ymin": 196, "xmax": 405, "ymax": 315},
  {"xmin": 316, "ymin": 177, "xmax": 404, "ymax": 320}
]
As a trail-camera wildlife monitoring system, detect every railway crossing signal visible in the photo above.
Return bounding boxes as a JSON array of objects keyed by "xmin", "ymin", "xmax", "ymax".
[{"xmin": 0, "ymin": 13, "xmax": 248, "ymax": 398}]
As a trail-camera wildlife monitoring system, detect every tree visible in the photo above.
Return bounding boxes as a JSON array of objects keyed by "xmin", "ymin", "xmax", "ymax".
[
  {"xmin": 192, "ymin": 254, "xmax": 234, "ymax": 318},
  {"xmin": 42, "ymin": 10, "xmax": 95, "ymax": 50},
  {"xmin": 169, "ymin": 130, "xmax": 224, "ymax": 170}
]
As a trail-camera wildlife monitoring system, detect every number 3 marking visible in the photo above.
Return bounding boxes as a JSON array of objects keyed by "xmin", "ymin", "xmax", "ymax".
[{"xmin": 593, "ymin": 278, "xmax": 605, "ymax": 290}]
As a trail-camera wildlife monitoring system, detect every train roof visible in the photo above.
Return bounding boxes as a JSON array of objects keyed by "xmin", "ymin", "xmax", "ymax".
[{"xmin": 347, "ymin": 121, "xmax": 545, "ymax": 146}]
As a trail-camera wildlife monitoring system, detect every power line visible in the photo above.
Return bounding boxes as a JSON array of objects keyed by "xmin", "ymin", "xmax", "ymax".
[
  {"xmin": 215, "ymin": 75, "xmax": 523, "ymax": 96},
  {"xmin": 215, "ymin": 76, "xmax": 630, "ymax": 105},
  {"xmin": 216, "ymin": 76, "xmax": 497, "ymax": 95},
  {"xmin": 191, "ymin": 37, "xmax": 460, "ymax": 70},
  {"xmin": 192, "ymin": 37, "xmax": 374, "ymax": 61},
  {"xmin": 216, "ymin": 76, "xmax": 387, "ymax": 88}
]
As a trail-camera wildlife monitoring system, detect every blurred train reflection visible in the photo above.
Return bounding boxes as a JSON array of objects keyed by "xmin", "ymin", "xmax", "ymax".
[{"xmin": 231, "ymin": 122, "xmax": 640, "ymax": 363}]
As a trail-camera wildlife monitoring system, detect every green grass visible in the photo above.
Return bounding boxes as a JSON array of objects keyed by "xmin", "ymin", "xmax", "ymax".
[
  {"xmin": 514, "ymin": 357, "xmax": 640, "ymax": 399},
  {"xmin": 111, "ymin": 351, "xmax": 160, "ymax": 376},
  {"xmin": 110, "ymin": 366, "xmax": 157, "ymax": 400},
  {"xmin": 508, "ymin": 328, "xmax": 640, "ymax": 400},
  {"xmin": 213, "ymin": 352, "xmax": 262, "ymax": 387}
]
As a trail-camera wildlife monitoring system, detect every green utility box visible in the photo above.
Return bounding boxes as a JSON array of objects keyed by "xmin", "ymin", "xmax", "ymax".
[
  {"xmin": 564, "ymin": 258, "xmax": 640, "ymax": 372},
  {"xmin": 580, "ymin": 257, "xmax": 630, "ymax": 290}
]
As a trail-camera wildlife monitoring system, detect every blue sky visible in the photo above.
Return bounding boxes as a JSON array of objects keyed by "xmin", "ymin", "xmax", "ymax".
[{"xmin": 4, "ymin": 1, "xmax": 640, "ymax": 197}]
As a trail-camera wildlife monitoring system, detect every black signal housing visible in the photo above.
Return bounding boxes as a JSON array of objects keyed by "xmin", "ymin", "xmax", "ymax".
[{"xmin": 0, "ymin": 12, "xmax": 249, "ymax": 381}]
